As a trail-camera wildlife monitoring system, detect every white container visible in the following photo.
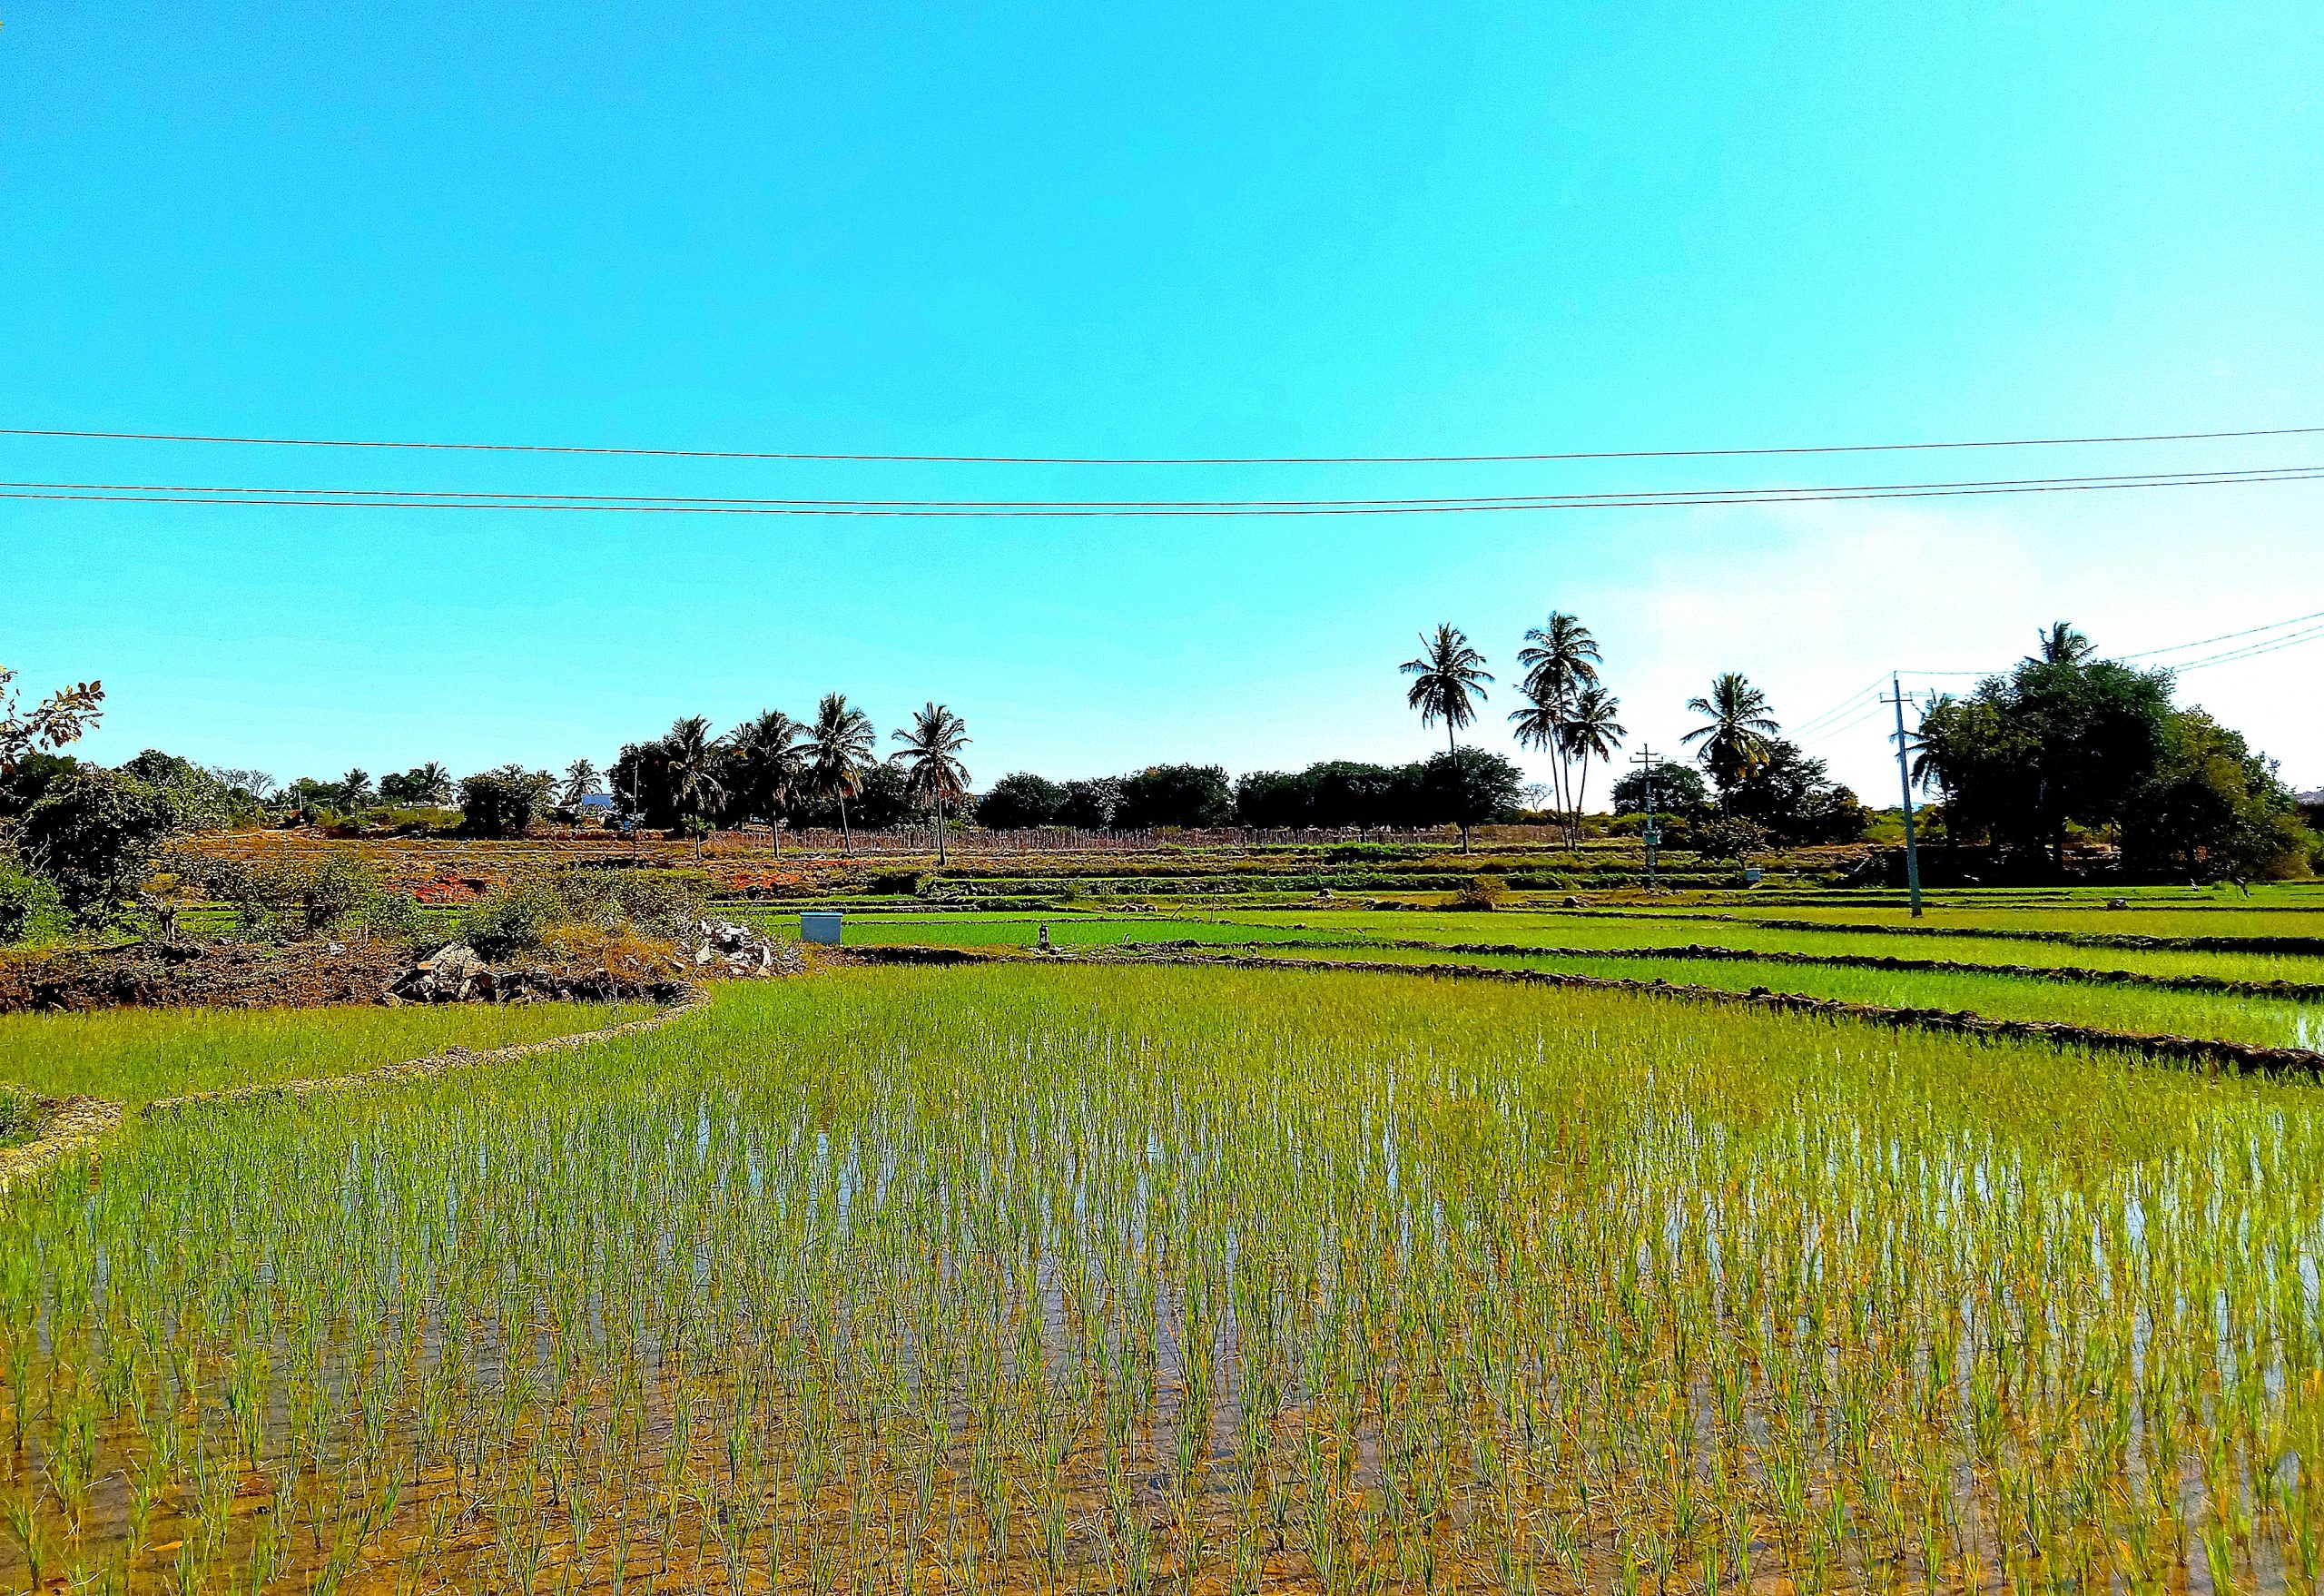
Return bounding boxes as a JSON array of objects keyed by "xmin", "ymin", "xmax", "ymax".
[{"xmin": 801, "ymin": 911, "xmax": 843, "ymax": 945}]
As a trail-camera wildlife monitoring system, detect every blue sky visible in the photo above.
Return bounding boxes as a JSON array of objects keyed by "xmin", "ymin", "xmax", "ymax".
[{"xmin": 5, "ymin": 2, "xmax": 2320, "ymax": 799}]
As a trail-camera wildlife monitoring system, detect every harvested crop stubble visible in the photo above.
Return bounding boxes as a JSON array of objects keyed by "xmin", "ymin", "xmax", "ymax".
[{"xmin": 6, "ymin": 965, "xmax": 2322, "ymax": 1595}]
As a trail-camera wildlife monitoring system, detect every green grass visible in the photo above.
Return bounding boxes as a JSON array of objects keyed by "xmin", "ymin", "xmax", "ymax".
[
  {"xmin": 1638, "ymin": 901, "xmax": 2324, "ymax": 939},
  {"xmin": 1196, "ymin": 941, "xmax": 2324, "ymax": 1049},
  {"xmin": 1218, "ymin": 907, "xmax": 2324, "ymax": 981},
  {"xmin": 4, "ymin": 966, "xmax": 2319, "ymax": 1593},
  {"xmin": 0, "ymin": 1087, "xmax": 41, "ymax": 1148},
  {"xmin": 815, "ymin": 906, "xmax": 2324, "ymax": 986},
  {"xmin": 0, "ymin": 1000, "xmax": 653, "ymax": 1109}
]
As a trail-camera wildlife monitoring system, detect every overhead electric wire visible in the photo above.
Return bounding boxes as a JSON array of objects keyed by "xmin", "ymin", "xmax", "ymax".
[
  {"xmin": 4, "ymin": 461, "xmax": 2320, "ymax": 517},
  {"xmin": 2118, "ymin": 608, "xmax": 2324, "ymax": 659},
  {"xmin": 1787, "ymin": 679, "xmax": 1890, "ymax": 738},
  {"xmin": 1896, "ymin": 605, "xmax": 2324, "ymax": 689},
  {"xmin": 1, "ymin": 421, "xmax": 2319, "ymax": 468}
]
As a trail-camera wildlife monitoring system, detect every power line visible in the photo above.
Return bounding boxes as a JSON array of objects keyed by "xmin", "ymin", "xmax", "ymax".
[
  {"xmin": 1, "ymin": 421, "xmax": 2319, "ymax": 468},
  {"xmin": 1787, "ymin": 678, "xmax": 1888, "ymax": 738},
  {"xmin": 4, "ymin": 461, "xmax": 2320, "ymax": 518},
  {"xmin": 2119, "ymin": 608, "xmax": 2324, "ymax": 659},
  {"xmin": 1896, "ymin": 606, "xmax": 2324, "ymax": 686}
]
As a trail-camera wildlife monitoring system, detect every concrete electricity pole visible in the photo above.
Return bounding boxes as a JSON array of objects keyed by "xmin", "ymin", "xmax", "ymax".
[
  {"xmin": 1885, "ymin": 675, "xmax": 1924, "ymax": 919},
  {"xmin": 1629, "ymin": 745, "xmax": 1661, "ymax": 890}
]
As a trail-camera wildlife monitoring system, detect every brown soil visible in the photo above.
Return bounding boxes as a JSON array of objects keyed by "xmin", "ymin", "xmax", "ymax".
[
  {"xmin": 0, "ymin": 939, "xmax": 694, "ymax": 1015},
  {"xmin": 0, "ymin": 939, "xmax": 409, "ymax": 1013}
]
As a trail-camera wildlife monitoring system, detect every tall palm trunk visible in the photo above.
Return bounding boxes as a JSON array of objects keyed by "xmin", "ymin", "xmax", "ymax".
[
  {"xmin": 839, "ymin": 793, "xmax": 852, "ymax": 854},
  {"xmin": 1572, "ymin": 755, "xmax": 1591, "ymax": 852},
  {"xmin": 934, "ymin": 799, "xmax": 947, "ymax": 865}
]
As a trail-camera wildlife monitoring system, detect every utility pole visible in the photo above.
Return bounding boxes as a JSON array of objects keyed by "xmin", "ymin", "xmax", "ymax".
[
  {"xmin": 1885, "ymin": 675, "xmax": 1924, "ymax": 918},
  {"xmin": 1630, "ymin": 745, "xmax": 1661, "ymax": 890}
]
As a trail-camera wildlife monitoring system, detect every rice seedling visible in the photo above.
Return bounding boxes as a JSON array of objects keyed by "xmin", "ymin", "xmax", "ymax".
[
  {"xmin": 3, "ymin": 964, "xmax": 2320, "ymax": 1594},
  {"xmin": 1197, "ymin": 941, "xmax": 2324, "ymax": 1049},
  {"xmin": 0, "ymin": 1000, "xmax": 654, "ymax": 1108}
]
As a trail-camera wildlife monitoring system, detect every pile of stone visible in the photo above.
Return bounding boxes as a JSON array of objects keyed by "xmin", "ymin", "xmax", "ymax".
[
  {"xmin": 681, "ymin": 919, "xmax": 807, "ymax": 978},
  {"xmin": 388, "ymin": 943, "xmax": 689, "ymax": 1005}
]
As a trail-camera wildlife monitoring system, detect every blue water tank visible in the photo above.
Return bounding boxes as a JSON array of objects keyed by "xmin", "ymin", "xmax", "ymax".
[{"xmin": 801, "ymin": 911, "xmax": 843, "ymax": 945}]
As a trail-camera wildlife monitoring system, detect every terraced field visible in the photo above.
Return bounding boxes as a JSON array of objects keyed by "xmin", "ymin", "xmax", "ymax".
[{"xmin": 5, "ymin": 962, "xmax": 2322, "ymax": 1594}]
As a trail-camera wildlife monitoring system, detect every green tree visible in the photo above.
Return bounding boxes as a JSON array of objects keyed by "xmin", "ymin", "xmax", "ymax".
[
  {"xmin": 888, "ymin": 703, "xmax": 972, "ymax": 863},
  {"xmin": 977, "ymin": 773, "xmax": 1068, "ymax": 830},
  {"xmin": 380, "ymin": 762, "xmax": 454, "ymax": 806},
  {"xmin": 1515, "ymin": 612, "xmax": 1601, "ymax": 829},
  {"xmin": 808, "ymin": 694, "xmax": 876, "ymax": 851},
  {"xmin": 1419, "ymin": 747, "xmax": 1521, "ymax": 854},
  {"xmin": 1611, "ymin": 760, "xmax": 1710, "ymax": 817},
  {"xmin": 1915, "ymin": 645, "xmax": 2174, "ymax": 872},
  {"xmin": 664, "ymin": 716, "xmax": 724, "ymax": 857},
  {"xmin": 1401, "ymin": 626, "xmax": 1492, "ymax": 753},
  {"xmin": 560, "ymin": 758, "xmax": 603, "ymax": 807},
  {"xmin": 729, "ymin": 710, "xmax": 809, "ymax": 854},
  {"xmin": 15, "ymin": 767, "xmax": 173, "ymax": 921},
  {"xmin": 2120, "ymin": 710, "xmax": 2312, "ymax": 880},
  {"xmin": 1118, "ymin": 764, "xmax": 1235, "ymax": 829},
  {"xmin": 0, "ymin": 663, "xmax": 103, "ymax": 775},
  {"xmin": 2031, "ymin": 620, "xmax": 2093, "ymax": 665},
  {"xmin": 458, "ymin": 765, "xmax": 557, "ymax": 839},
  {"xmin": 1727, "ymin": 741, "xmax": 1869, "ymax": 845},
  {"xmin": 1682, "ymin": 674, "xmax": 1780, "ymax": 804},
  {"xmin": 1557, "ymin": 685, "xmax": 1627, "ymax": 851}
]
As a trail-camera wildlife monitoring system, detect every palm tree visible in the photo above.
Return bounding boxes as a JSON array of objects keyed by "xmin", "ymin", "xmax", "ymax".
[
  {"xmin": 412, "ymin": 762, "xmax": 453, "ymax": 806},
  {"xmin": 1515, "ymin": 613, "xmax": 1600, "ymax": 828},
  {"xmin": 560, "ymin": 757, "xmax": 602, "ymax": 807},
  {"xmin": 732, "ymin": 710, "xmax": 808, "ymax": 857},
  {"xmin": 665, "ymin": 715, "xmax": 724, "ymax": 858},
  {"xmin": 889, "ymin": 703, "xmax": 972, "ymax": 865},
  {"xmin": 808, "ymin": 693, "xmax": 875, "ymax": 852},
  {"xmin": 1401, "ymin": 626, "xmax": 1492, "ymax": 752},
  {"xmin": 1682, "ymin": 673, "xmax": 1780, "ymax": 803},
  {"xmin": 1557, "ymin": 685, "xmax": 1626, "ymax": 851},
  {"xmin": 2032, "ymin": 621, "xmax": 2093, "ymax": 665},
  {"xmin": 1508, "ymin": 691, "xmax": 1570, "ymax": 831}
]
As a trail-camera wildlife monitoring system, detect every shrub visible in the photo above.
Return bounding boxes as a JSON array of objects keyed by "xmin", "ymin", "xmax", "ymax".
[
  {"xmin": 1691, "ymin": 816, "xmax": 1770, "ymax": 862},
  {"xmin": 459, "ymin": 877, "xmax": 568, "ymax": 961},
  {"xmin": 458, "ymin": 765, "xmax": 557, "ymax": 839},
  {"xmin": 462, "ymin": 868, "xmax": 705, "ymax": 961},
  {"xmin": 1448, "ymin": 874, "xmax": 1508, "ymax": 911},
  {"xmin": 365, "ymin": 889, "xmax": 430, "ymax": 945},
  {"xmin": 0, "ymin": 850, "xmax": 64, "ymax": 945},
  {"xmin": 15, "ymin": 767, "xmax": 175, "ymax": 921}
]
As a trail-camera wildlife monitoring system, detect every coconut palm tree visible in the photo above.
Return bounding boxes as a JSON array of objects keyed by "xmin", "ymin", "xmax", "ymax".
[
  {"xmin": 1558, "ymin": 685, "xmax": 1627, "ymax": 851},
  {"xmin": 808, "ymin": 693, "xmax": 876, "ymax": 852},
  {"xmin": 1401, "ymin": 626, "xmax": 1492, "ymax": 752},
  {"xmin": 1515, "ymin": 613, "xmax": 1600, "ymax": 827},
  {"xmin": 411, "ymin": 762, "xmax": 453, "ymax": 806},
  {"xmin": 732, "ymin": 710, "xmax": 808, "ymax": 857},
  {"xmin": 560, "ymin": 757, "xmax": 602, "ymax": 807},
  {"xmin": 2032, "ymin": 620, "xmax": 2093, "ymax": 665},
  {"xmin": 665, "ymin": 715, "xmax": 724, "ymax": 858},
  {"xmin": 1682, "ymin": 673, "xmax": 1780, "ymax": 804},
  {"xmin": 889, "ymin": 702, "xmax": 972, "ymax": 865},
  {"xmin": 1508, "ymin": 690, "xmax": 1571, "ymax": 830}
]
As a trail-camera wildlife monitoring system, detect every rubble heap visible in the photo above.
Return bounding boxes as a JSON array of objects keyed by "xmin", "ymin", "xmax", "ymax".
[
  {"xmin": 683, "ymin": 918, "xmax": 808, "ymax": 978},
  {"xmin": 389, "ymin": 920, "xmax": 801, "ymax": 1005}
]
